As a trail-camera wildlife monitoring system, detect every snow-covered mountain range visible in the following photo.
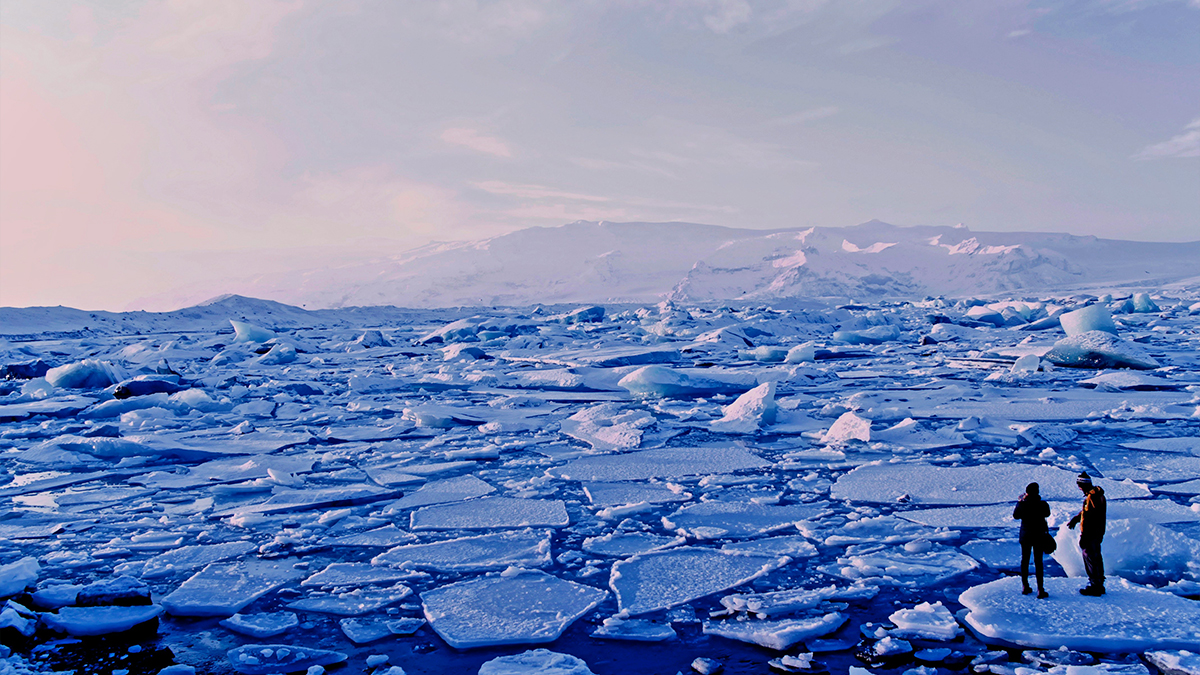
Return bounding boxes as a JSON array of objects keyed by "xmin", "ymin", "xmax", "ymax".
[{"xmin": 168, "ymin": 220, "xmax": 1196, "ymax": 310}]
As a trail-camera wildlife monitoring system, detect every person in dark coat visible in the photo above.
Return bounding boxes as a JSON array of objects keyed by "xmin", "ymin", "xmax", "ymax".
[
  {"xmin": 1013, "ymin": 481, "xmax": 1051, "ymax": 598},
  {"xmin": 1068, "ymin": 471, "xmax": 1107, "ymax": 596}
]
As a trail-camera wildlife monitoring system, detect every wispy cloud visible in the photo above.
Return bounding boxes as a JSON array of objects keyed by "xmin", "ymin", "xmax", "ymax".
[
  {"xmin": 1135, "ymin": 118, "xmax": 1200, "ymax": 159},
  {"xmin": 702, "ymin": 0, "xmax": 752, "ymax": 33},
  {"xmin": 764, "ymin": 106, "xmax": 840, "ymax": 127},
  {"xmin": 474, "ymin": 181, "xmax": 608, "ymax": 201},
  {"xmin": 440, "ymin": 127, "xmax": 514, "ymax": 157}
]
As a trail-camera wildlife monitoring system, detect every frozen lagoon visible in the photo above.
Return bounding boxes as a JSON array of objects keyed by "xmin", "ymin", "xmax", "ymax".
[{"xmin": 1, "ymin": 293, "xmax": 1199, "ymax": 674}]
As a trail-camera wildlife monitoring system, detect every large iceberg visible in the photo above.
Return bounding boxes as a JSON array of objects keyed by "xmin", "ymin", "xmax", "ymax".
[{"xmin": 1043, "ymin": 331, "xmax": 1161, "ymax": 370}]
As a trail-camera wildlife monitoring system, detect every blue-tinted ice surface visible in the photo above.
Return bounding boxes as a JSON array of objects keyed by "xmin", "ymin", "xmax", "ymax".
[{"xmin": 2, "ymin": 291, "xmax": 1199, "ymax": 673}]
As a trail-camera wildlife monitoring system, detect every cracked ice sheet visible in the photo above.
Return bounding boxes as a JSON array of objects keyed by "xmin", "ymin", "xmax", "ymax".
[
  {"xmin": 301, "ymin": 562, "xmax": 416, "ymax": 587},
  {"xmin": 549, "ymin": 446, "xmax": 771, "ymax": 482},
  {"xmin": 832, "ymin": 462, "xmax": 1149, "ymax": 505},
  {"xmin": 378, "ymin": 475, "xmax": 495, "ymax": 514},
  {"xmin": 371, "ymin": 529, "xmax": 552, "ymax": 572},
  {"xmin": 582, "ymin": 532, "xmax": 686, "ymax": 557},
  {"xmin": 421, "ymin": 570, "xmax": 607, "ymax": 648},
  {"xmin": 960, "ymin": 576, "xmax": 1200, "ymax": 652},
  {"xmin": 609, "ymin": 547, "xmax": 789, "ymax": 615},
  {"xmin": 410, "ymin": 497, "xmax": 569, "ymax": 530},
  {"xmin": 1120, "ymin": 437, "xmax": 1200, "ymax": 454},
  {"xmin": 910, "ymin": 390, "xmax": 1193, "ymax": 422},
  {"xmin": 162, "ymin": 559, "xmax": 305, "ymax": 617},
  {"xmin": 662, "ymin": 501, "xmax": 825, "ymax": 540},
  {"xmin": 1089, "ymin": 452, "xmax": 1200, "ymax": 483},
  {"xmin": 582, "ymin": 481, "xmax": 690, "ymax": 507},
  {"xmin": 896, "ymin": 498, "xmax": 1200, "ymax": 528}
]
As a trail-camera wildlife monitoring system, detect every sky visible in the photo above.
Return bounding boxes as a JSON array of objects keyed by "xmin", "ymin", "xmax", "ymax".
[{"xmin": 1, "ymin": 0, "xmax": 1198, "ymax": 311}]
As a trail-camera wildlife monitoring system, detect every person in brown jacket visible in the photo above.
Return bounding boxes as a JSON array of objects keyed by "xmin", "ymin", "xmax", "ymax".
[{"xmin": 1067, "ymin": 471, "xmax": 1106, "ymax": 596}]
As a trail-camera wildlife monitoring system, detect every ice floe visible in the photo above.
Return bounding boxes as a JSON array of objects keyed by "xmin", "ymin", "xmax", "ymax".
[
  {"xmin": 610, "ymin": 547, "xmax": 788, "ymax": 615},
  {"xmin": 960, "ymin": 576, "xmax": 1200, "ymax": 652},
  {"xmin": 421, "ymin": 570, "xmax": 606, "ymax": 648}
]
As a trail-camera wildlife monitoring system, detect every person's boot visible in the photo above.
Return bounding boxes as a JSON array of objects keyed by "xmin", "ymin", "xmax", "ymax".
[
  {"xmin": 1036, "ymin": 588, "xmax": 1049, "ymax": 599},
  {"xmin": 1079, "ymin": 585, "xmax": 1104, "ymax": 596},
  {"xmin": 1021, "ymin": 578, "xmax": 1033, "ymax": 595}
]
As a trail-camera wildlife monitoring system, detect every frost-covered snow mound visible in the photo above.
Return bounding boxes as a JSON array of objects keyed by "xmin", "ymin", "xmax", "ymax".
[{"xmin": 959, "ymin": 576, "xmax": 1200, "ymax": 652}]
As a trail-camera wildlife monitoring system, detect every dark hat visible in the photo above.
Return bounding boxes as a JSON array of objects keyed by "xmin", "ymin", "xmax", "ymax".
[
  {"xmin": 1076, "ymin": 472, "xmax": 1093, "ymax": 487},
  {"xmin": 1026, "ymin": 482, "xmax": 1040, "ymax": 494}
]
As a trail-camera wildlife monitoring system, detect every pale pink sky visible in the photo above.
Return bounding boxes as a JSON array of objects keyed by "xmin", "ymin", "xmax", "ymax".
[{"xmin": 2, "ymin": 1, "xmax": 1197, "ymax": 310}]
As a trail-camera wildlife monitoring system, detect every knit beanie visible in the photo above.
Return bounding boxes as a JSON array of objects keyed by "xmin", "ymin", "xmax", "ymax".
[{"xmin": 1076, "ymin": 472, "xmax": 1093, "ymax": 488}]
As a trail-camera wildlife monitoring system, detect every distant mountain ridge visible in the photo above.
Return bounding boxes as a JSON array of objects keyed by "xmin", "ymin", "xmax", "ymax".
[
  {"xmin": 176, "ymin": 220, "xmax": 1194, "ymax": 310},
  {"xmin": 35, "ymin": 220, "xmax": 1200, "ymax": 314}
]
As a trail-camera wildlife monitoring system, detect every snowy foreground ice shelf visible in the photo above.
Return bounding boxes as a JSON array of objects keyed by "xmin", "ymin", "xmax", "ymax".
[{"xmin": 1, "ymin": 288, "xmax": 1200, "ymax": 674}]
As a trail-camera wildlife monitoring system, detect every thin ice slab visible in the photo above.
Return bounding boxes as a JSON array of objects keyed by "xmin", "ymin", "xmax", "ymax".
[
  {"xmin": 550, "ymin": 446, "xmax": 770, "ymax": 482},
  {"xmin": 380, "ymin": 475, "xmax": 495, "ymax": 513},
  {"xmin": 285, "ymin": 583, "xmax": 411, "ymax": 616},
  {"xmin": 703, "ymin": 612, "xmax": 846, "ymax": 650},
  {"xmin": 960, "ymin": 576, "xmax": 1200, "ymax": 652},
  {"xmin": 162, "ymin": 559, "xmax": 304, "ymax": 617},
  {"xmin": 582, "ymin": 482, "xmax": 690, "ymax": 507},
  {"xmin": 410, "ymin": 497, "xmax": 568, "ymax": 530},
  {"xmin": 301, "ymin": 562, "xmax": 415, "ymax": 588},
  {"xmin": 421, "ymin": 570, "xmax": 607, "ymax": 648},
  {"xmin": 832, "ymin": 462, "xmax": 1149, "ymax": 505},
  {"xmin": 226, "ymin": 644, "xmax": 347, "ymax": 675},
  {"xmin": 662, "ymin": 501, "xmax": 824, "ymax": 540},
  {"xmin": 218, "ymin": 612, "xmax": 299, "ymax": 638},
  {"xmin": 610, "ymin": 547, "xmax": 787, "ymax": 615},
  {"xmin": 325, "ymin": 524, "xmax": 417, "ymax": 547},
  {"xmin": 41, "ymin": 604, "xmax": 164, "ymax": 636},
  {"xmin": 372, "ymin": 529, "xmax": 551, "ymax": 572}
]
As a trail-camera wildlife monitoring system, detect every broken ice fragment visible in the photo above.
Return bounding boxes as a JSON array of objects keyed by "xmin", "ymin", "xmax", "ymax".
[
  {"xmin": 226, "ymin": 644, "xmax": 347, "ymax": 675},
  {"xmin": 478, "ymin": 648, "xmax": 597, "ymax": 675},
  {"xmin": 703, "ymin": 612, "xmax": 845, "ymax": 650},
  {"xmin": 591, "ymin": 615, "xmax": 677, "ymax": 642},
  {"xmin": 618, "ymin": 366, "xmax": 756, "ymax": 398},
  {"xmin": 162, "ymin": 560, "xmax": 304, "ymax": 617},
  {"xmin": 610, "ymin": 547, "xmax": 787, "ymax": 615},
  {"xmin": 410, "ymin": 497, "xmax": 568, "ymax": 530},
  {"xmin": 1043, "ymin": 330, "xmax": 1160, "ymax": 370},
  {"xmin": 550, "ymin": 446, "xmax": 770, "ymax": 482},
  {"xmin": 285, "ymin": 583, "xmax": 412, "ymax": 615},
  {"xmin": 709, "ymin": 382, "xmax": 776, "ymax": 434},
  {"xmin": 887, "ymin": 601, "xmax": 962, "ymax": 640},
  {"xmin": 339, "ymin": 617, "xmax": 395, "ymax": 644},
  {"xmin": 1059, "ymin": 305, "xmax": 1118, "ymax": 337},
  {"xmin": 372, "ymin": 530, "xmax": 552, "ymax": 572},
  {"xmin": 0, "ymin": 557, "xmax": 39, "ymax": 598},
  {"xmin": 229, "ymin": 320, "xmax": 276, "ymax": 343},
  {"xmin": 301, "ymin": 563, "xmax": 414, "ymax": 588},
  {"xmin": 662, "ymin": 501, "xmax": 823, "ymax": 540},
  {"xmin": 832, "ymin": 462, "xmax": 1149, "ymax": 505},
  {"xmin": 141, "ymin": 542, "xmax": 257, "ymax": 579},
  {"xmin": 820, "ymin": 412, "xmax": 871, "ymax": 444},
  {"xmin": 421, "ymin": 570, "xmax": 606, "ymax": 648},
  {"xmin": 219, "ymin": 612, "xmax": 299, "ymax": 638},
  {"xmin": 42, "ymin": 604, "xmax": 164, "ymax": 636},
  {"xmin": 832, "ymin": 325, "xmax": 900, "ymax": 345}
]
